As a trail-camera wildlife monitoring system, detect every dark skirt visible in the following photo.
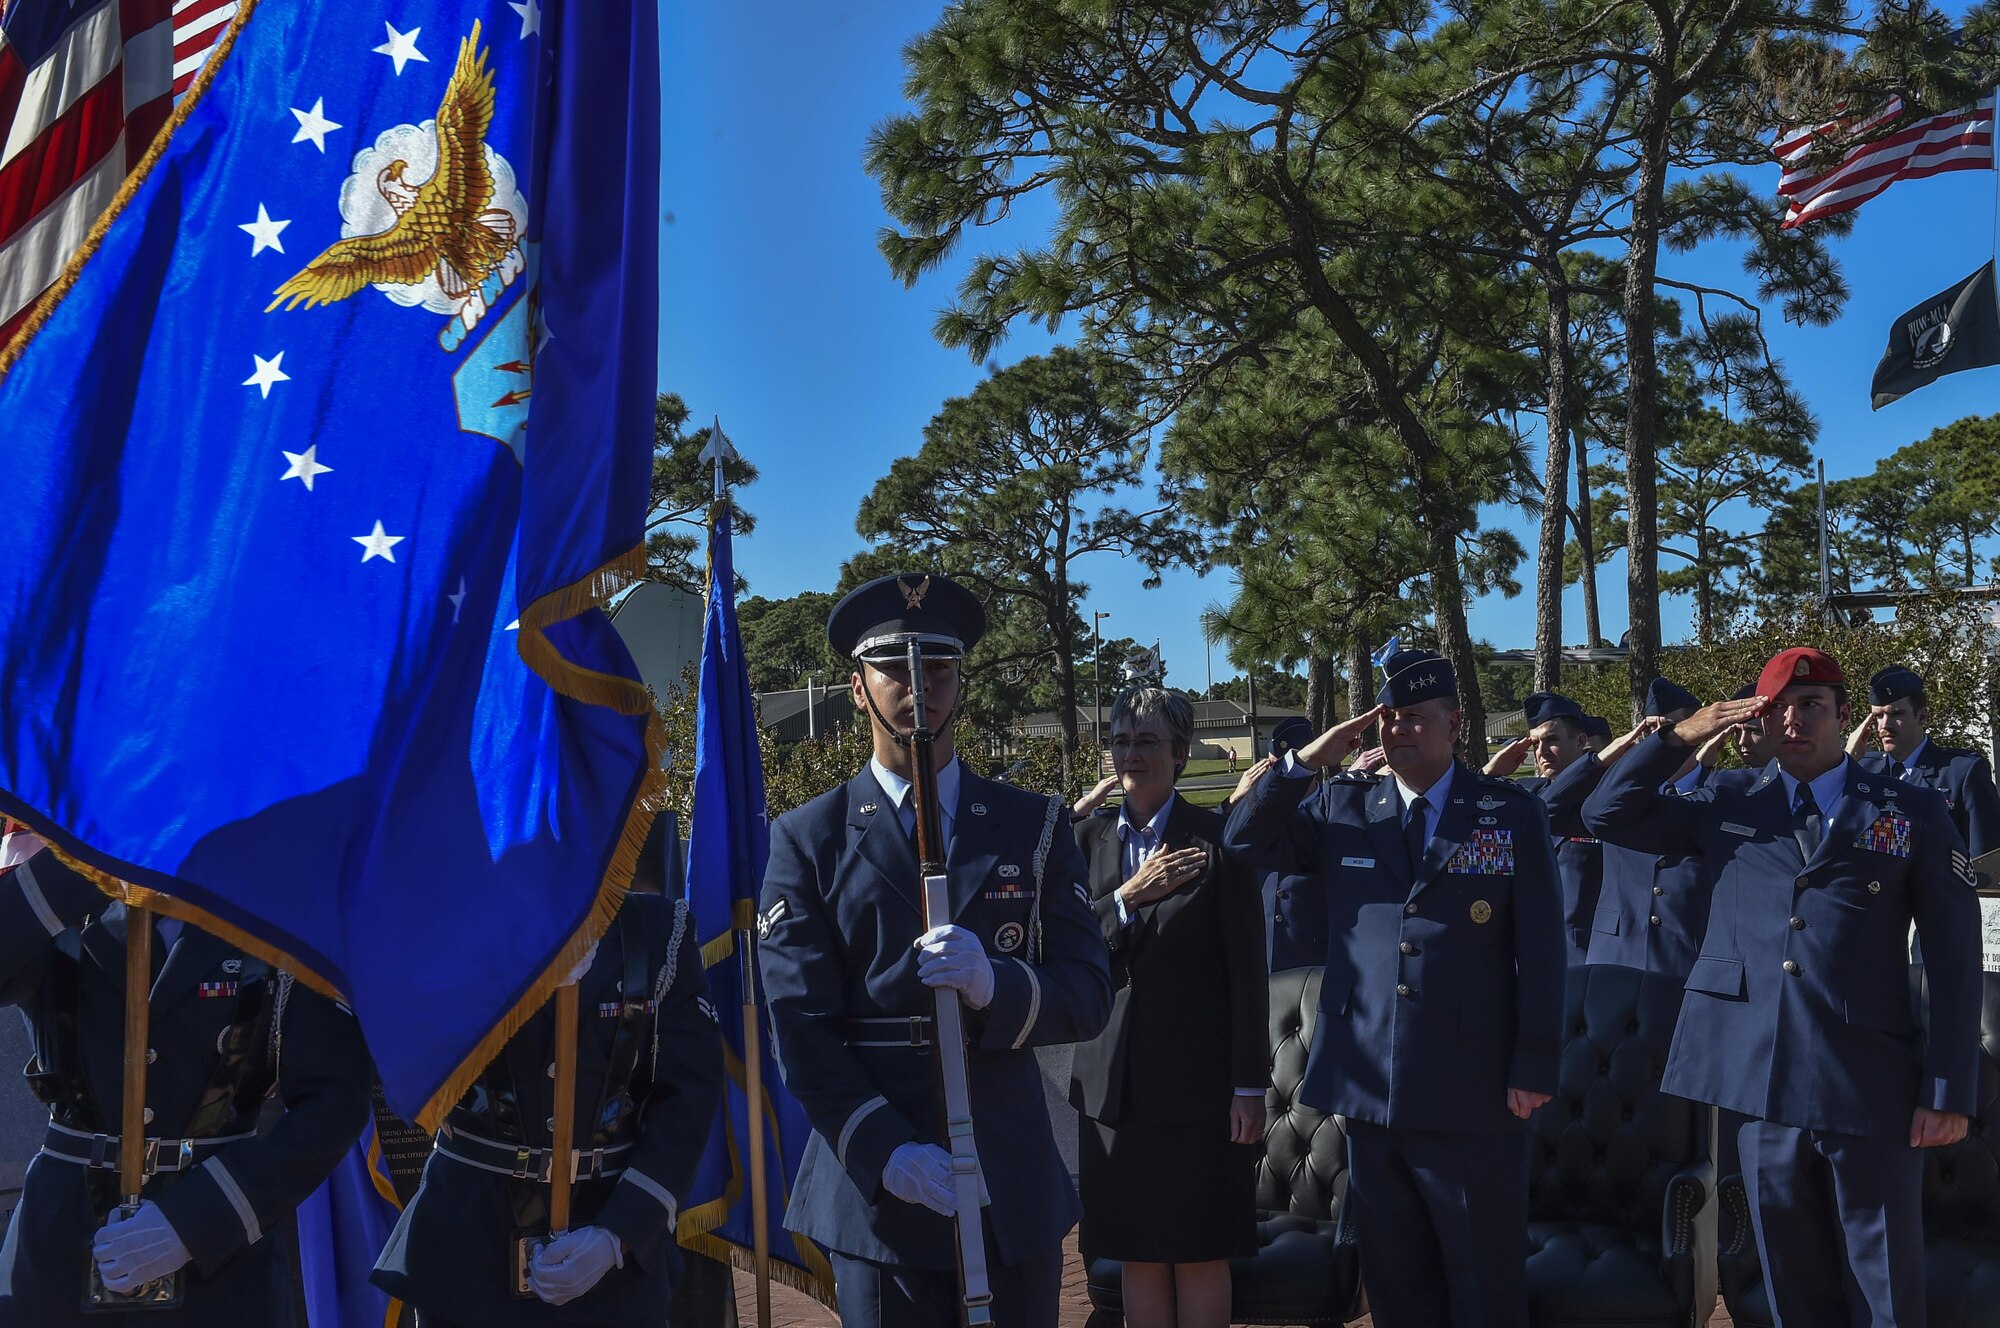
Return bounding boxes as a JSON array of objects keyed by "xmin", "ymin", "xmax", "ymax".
[{"xmin": 1077, "ymin": 1115, "xmax": 1258, "ymax": 1265}]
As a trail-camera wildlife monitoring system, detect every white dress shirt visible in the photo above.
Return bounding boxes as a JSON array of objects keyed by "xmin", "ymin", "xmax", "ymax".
[{"xmin": 870, "ymin": 755, "xmax": 960, "ymax": 858}]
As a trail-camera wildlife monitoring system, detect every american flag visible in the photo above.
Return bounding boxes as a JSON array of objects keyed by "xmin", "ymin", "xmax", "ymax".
[
  {"xmin": 0, "ymin": 0, "xmax": 234, "ymax": 343},
  {"xmin": 1776, "ymin": 92, "xmax": 1996, "ymax": 229}
]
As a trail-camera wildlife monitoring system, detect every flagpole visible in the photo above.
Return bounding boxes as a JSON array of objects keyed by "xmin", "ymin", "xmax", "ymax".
[
  {"xmin": 740, "ymin": 920, "xmax": 772, "ymax": 1328},
  {"xmin": 548, "ymin": 983, "xmax": 579, "ymax": 1234},
  {"xmin": 706, "ymin": 422, "xmax": 772, "ymax": 1327}
]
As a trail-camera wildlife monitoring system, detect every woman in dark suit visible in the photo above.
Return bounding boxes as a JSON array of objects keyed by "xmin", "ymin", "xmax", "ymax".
[{"xmin": 1070, "ymin": 687, "xmax": 1268, "ymax": 1328}]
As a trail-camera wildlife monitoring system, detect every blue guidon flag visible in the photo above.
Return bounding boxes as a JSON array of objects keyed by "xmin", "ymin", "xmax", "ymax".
[
  {"xmin": 0, "ymin": 0, "xmax": 663, "ymax": 1128},
  {"xmin": 677, "ymin": 505, "xmax": 836, "ymax": 1304}
]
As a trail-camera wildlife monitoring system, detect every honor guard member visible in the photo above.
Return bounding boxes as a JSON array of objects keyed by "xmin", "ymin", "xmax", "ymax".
[
  {"xmin": 1851, "ymin": 665, "xmax": 2000, "ymax": 858},
  {"xmin": 1583, "ymin": 648, "xmax": 1981, "ymax": 1326},
  {"xmin": 1263, "ymin": 716, "xmax": 1329, "ymax": 971},
  {"xmin": 1493, "ymin": 690, "xmax": 1602, "ymax": 964},
  {"xmin": 1224, "ymin": 649, "xmax": 1564, "ymax": 1328},
  {"xmin": 372, "ymin": 884, "xmax": 724, "ymax": 1328},
  {"xmin": 0, "ymin": 850, "xmax": 372, "ymax": 1326},
  {"xmin": 758, "ymin": 574, "xmax": 1113, "ymax": 1328}
]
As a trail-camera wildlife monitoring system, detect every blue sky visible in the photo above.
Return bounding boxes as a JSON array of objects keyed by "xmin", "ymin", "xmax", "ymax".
[{"xmin": 660, "ymin": 2, "xmax": 2000, "ymax": 692}]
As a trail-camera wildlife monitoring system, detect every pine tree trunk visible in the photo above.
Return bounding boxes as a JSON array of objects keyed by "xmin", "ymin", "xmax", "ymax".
[
  {"xmin": 1622, "ymin": 105, "xmax": 1673, "ymax": 723},
  {"xmin": 1348, "ymin": 635, "xmax": 1374, "ymax": 732},
  {"xmin": 1574, "ymin": 431, "xmax": 1601, "ymax": 649},
  {"xmin": 1050, "ymin": 574, "xmax": 1078, "ymax": 790},
  {"xmin": 1534, "ymin": 261, "xmax": 1575, "ymax": 692},
  {"xmin": 1306, "ymin": 653, "xmax": 1338, "ymax": 729},
  {"xmin": 1422, "ymin": 514, "xmax": 1486, "ymax": 762}
]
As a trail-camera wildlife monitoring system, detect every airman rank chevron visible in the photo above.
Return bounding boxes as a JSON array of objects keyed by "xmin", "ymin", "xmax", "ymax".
[
  {"xmin": 696, "ymin": 995, "xmax": 718, "ymax": 1023},
  {"xmin": 1856, "ymin": 812, "xmax": 1913, "ymax": 858},
  {"xmin": 1073, "ymin": 882, "xmax": 1091, "ymax": 906},
  {"xmin": 1447, "ymin": 829, "xmax": 1515, "ymax": 875},
  {"xmin": 198, "ymin": 981, "xmax": 239, "ymax": 999},
  {"xmin": 757, "ymin": 898, "xmax": 789, "ymax": 940}
]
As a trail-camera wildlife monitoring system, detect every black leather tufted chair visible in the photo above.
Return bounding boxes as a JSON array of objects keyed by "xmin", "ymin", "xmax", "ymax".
[
  {"xmin": 1525, "ymin": 964, "xmax": 1718, "ymax": 1327},
  {"xmin": 1084, "ymin": 966, "xmax": 1363, "ymax": 1325},
  {"xmin": 1718, "ymin": 970, "xmax": 2000, "ymax": 1328}
]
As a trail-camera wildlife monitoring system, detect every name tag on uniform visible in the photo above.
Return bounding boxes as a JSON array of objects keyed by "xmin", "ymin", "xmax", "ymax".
[
  {"xmin": 1856, "ymin": 812, "xmax": 1914, "ymax": 858},
  {"xmin": 1340, "ymin": 856, "xmax": 1376, "ymax": 869},
  {"xmin": 1721, "ymin": 822, "xmax": 1757, "ymax": 837},
  {"xmin": 1447, "ymin": 830, "xmax": 1515, "ymax": 875}
]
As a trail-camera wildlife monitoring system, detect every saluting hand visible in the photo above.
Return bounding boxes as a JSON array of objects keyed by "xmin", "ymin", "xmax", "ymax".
[
  {"xmin": 1911, "ymin": 1107, "xmax": 1970, "ymax": 1149},
  {"xmin": 1349, "ymin": 746, "xmax": 1388, "ymax": 774},
  {"xmin": 1117, "ymin": 847, "xmax": 1207, "ymax": 909},
  {"xmin": 1072, "ymin": 773, "xmax": 1122, "ymax": 818},
  {"xmin": 1483, "ymin": 734, "xmax": 1533, "ymax": 777},
  {"xmin": 1227, "ymin": 755, "xmax": 1278, "ymax": 806},
  {"xmin": 1666, "ymin": 697, "xmax": 1767, "ymax": 750},
  {"xmin": 1597, "ymin": 716, "xmax": 1669, "ymax": 766},
  {"xmin": 1693, "ymin": 727, "xmax": 1733, "ymax": 769},
  {"xmin": 1846, "ymin": 713, "xmax": 1880, "ymax": 758},
  {"xmin": 1297, "ymin": 705, "xmax": 1385, "ymax": 772},
  {"xmin": 1507, "ymin": 1087, "xmax": 1552, "ymax": 1120}
]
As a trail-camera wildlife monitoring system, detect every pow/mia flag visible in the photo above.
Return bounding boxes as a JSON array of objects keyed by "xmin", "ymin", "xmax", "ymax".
[{"xmin": 1871, "ymin": 260, "xmax": 2000, "ymax": 409}]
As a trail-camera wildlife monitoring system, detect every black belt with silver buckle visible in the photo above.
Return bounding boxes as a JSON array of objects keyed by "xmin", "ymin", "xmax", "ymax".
[
  {"xmin": 435, "ymin": 1125, "xmax": 633, "ymax": 1182},
  {"xmin": 40, "ymin": 1121, "xmax": 252, "ymax": 1175},
  {"xmin": 843, "ymin": 1015, "xmax": 935, "ymax": 1048}
]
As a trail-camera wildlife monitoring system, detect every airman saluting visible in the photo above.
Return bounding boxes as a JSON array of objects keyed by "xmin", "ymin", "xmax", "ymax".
[{"xmin": 1583, "ymin": 647, "xmax": 1981, "ymax": 1325}]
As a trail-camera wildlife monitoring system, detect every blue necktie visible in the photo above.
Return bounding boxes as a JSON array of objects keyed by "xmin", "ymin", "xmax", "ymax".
[
  {"xmin": 1890, "ymin": 760, "xmax": 1907, "ymax": 781},
  {"xmin": 1793, "ymin": 784, "xmax": 1823, "ymax": 858},
  {"xmin": 1404, "ymin": 794, "xmax": 1430, "ymax": 875}
]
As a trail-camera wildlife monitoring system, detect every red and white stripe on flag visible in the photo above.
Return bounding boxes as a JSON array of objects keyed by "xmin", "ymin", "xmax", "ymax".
[
  {"xmin": 1774, "ymin": 93, "xmax": 1996, "ymax": 229},
  {"xmin": 0, "ymin": 0, "xmax": 232, "ymax": 343}
]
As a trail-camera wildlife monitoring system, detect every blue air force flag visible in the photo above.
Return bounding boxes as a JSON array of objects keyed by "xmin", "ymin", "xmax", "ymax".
[
  {"xmin": 0, "ymin": 0, "xmax": 663, "ymax": 1126},
  {"xmin": 677, "ymin": 509, "xmax": 836, "ymax": 1304}
]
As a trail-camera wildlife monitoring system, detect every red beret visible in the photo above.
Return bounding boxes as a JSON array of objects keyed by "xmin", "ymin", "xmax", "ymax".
[{"xmin": 1756, "ymin": 647, "xmax": 1845, "ymax": 700}]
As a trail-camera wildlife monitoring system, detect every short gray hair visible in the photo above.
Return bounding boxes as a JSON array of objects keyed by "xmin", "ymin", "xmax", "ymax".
[{"xmin": 1110, "ymin": 686, "xmax": 1194, "ymax": 754}]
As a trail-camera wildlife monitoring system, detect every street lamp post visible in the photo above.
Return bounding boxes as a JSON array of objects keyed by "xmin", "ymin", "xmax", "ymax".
[{"xmin": 1092, "ymin": 610, "xmax": 1111, "ymax": 762}]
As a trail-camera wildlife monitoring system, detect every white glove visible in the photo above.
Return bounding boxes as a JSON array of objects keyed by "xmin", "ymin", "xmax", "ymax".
[
  {"xmin": 914, "ymin": 925, "xmax": 994, "ymax": 1010},
  {"xmin": 0, "ymin": 830, "xmax": 44, "ymax": 870},
  {"xmin": 91, "ymin": 1202, "xmax": 193, "ymax": 1292},
  {"xmin": 563, "ymin": 940, "xmax": 599, "ymax": 987},
  {"xmin": 882, "ymin": 1142, "xmax": 956, "ymax": 1216},
  {"xmin": 527, "ymin": 1225, "xmax": 624, "ymax": 1305}
]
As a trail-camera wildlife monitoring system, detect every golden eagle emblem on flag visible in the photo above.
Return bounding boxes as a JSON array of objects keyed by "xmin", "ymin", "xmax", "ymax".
[{"xmin": 267, "ymin": 20, "xmax": 524, "ymax": 351}]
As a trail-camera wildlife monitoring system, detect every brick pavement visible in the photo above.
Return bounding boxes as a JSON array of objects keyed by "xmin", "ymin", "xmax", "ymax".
[{"xmin": 727, "ymin": 1234, "xmax": 1739, "ymax": 1325}]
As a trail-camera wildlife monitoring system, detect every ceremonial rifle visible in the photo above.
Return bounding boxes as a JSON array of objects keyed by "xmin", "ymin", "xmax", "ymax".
[{"xmin": 902, "ymin": 637, "xmax": 993, "ymax": 1327}]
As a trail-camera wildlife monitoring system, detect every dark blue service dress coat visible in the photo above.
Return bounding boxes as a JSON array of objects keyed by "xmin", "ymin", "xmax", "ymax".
[
  {"xmin": 1583, "ymin": 737, "xmax": 1981, "ymax": 1137},
  {"xmin": 372, "ymin": 894, "xmax": 723, "ymax": 1328},
  {"xmin": 1222, "ymin": 763, "xmax": 1565, "ymax": 1132},
  {"xmin": 1859, "ymin": 737, "xmax": 2000, "ymax": 859},
  {"xmin": 1548, "ymin": 755, "xmax": 1715, "ymax": 978},
  {"xmin": 1523, "ymin": 763, "xmax": 1607, "ymax": 965},
  {"xmin": 757, "ymin": 766, "xmax": 1113, "ymax": 1273},
  {"xmin": 0, "ymin": 852, "xmax": 371, "ymax": 1328}
]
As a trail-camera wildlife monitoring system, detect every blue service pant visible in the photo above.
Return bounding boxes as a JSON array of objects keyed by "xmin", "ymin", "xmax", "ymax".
[
  {"xmin": 1738, "ymin": 1118, "xmax": 1925, "ymax": 1326},
  {"xmin": 1346, "ymin": 1120, "xmax": 1530, "ymax": 1328},
  {"xmin": 829, "ymin": 1239, "xmax": 1062, "ymax": 1328}
]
